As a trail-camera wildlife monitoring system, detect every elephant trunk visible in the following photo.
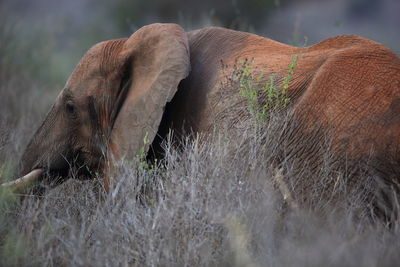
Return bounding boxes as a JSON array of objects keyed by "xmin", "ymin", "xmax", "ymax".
[
  {"xmin": 19, "ymin": 137, "xmax": 44, "ymax": 177},
  {"xmin": 18, "ymin": 105, "xmax": 71, "ymax": 186}
]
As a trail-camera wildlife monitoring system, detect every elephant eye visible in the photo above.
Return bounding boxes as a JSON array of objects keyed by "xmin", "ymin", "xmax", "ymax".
[{"xmin": 65, "ymin": 100, "xmax": 76, "ymax": 117}]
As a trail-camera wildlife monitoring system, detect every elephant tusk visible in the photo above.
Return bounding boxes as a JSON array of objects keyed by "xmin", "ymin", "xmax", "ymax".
[{"xmin": 1, "ymin": 169, "xmax": 44, "ymax": 191}]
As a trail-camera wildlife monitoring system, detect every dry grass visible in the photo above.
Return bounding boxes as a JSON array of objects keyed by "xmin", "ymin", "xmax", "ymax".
[{"xmin": 1, "ymin": 110, "xmax": 400, "ymax": 266}]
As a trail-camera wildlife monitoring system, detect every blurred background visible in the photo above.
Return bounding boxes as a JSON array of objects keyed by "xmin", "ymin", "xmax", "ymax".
[
  {"xmin": 0, "ymin": 0, "xmax": 399, "ymax": 166},
  {"xmin": 1, "ymin": 0, "xmax": 399, "ymax": 85}
]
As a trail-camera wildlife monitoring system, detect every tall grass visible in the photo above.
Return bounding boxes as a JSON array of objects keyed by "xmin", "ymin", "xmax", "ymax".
[{"xmin": 1, "ymin": 108, "xmax": 400, "ymax": 266}]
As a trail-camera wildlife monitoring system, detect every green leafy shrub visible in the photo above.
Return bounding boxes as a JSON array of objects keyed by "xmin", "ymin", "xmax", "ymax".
[{"xmin": 235, "ymin": 55, "xmax": 298, "ymax": 124}]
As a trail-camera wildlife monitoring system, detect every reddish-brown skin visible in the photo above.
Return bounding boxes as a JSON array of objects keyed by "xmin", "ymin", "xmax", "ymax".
[{"xmin": 159, "ymin": 27, "xmax": 400, "ymax": 176}]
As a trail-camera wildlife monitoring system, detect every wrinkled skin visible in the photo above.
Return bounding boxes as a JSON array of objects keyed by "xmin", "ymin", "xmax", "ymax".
[{"xmin": 15, "ymin": 24, "xmax": 400, "ymax": 192}]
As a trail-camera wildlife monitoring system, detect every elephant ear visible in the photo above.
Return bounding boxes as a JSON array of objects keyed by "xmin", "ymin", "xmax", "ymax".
[{"xmin": 110, "ymin": 23, "xmax": 190, "ymax": 162}]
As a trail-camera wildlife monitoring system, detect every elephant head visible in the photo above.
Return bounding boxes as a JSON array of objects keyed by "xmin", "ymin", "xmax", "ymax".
[{"xmin": 3, "ymin": 23, "xmax": 190, "ymax": 191}]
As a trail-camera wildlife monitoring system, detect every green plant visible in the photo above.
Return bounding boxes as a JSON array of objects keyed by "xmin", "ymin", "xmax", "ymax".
[
  {"xmin": 235, "ymin": 55, "xmax": 298, "ymax": 124},
  {"xmin": 135, "ymin": 132, "xmax": 161, "ymax": 175},
  {"xmin": 136, "ymin": 132, "xmax": 152, "ymax": 169}
]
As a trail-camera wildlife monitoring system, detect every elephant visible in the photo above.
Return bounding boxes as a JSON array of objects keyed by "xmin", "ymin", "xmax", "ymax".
[{"xmin": 2, "ymin": 23, "xmax": 400, "ymax": 195}]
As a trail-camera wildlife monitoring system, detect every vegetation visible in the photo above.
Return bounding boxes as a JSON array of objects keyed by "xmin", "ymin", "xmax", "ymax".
[
  {"xmin": 2, "ymin": 108, "xmax": 400, "ymax": 266},
  {"xmin": 235, "ymin": 56, "xmax": 297, "ymax": 124}
]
